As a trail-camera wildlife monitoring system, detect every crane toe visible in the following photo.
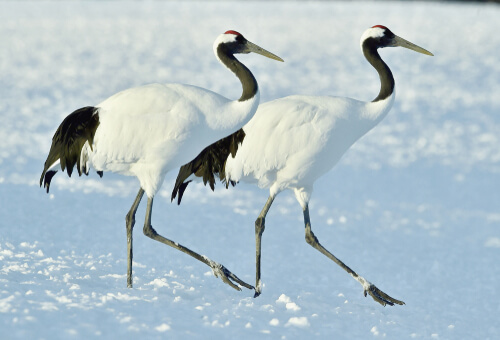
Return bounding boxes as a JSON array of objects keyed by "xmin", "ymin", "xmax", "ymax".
[
  {"xmin": 208, "ymin": 261, "xmax": 254, "ymax": 292},
  {"xmin": 364, "ymin": 284, "xmax": 405, "ymax": 306}
]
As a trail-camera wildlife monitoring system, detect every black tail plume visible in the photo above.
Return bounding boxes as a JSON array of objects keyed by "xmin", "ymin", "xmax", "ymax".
[
  {"xmin": 171, "ymin": 128, "xmax": 245, "ymax": 204},
  {"xmin": 40, "ymin": 106, "xmax": 100, "ymax": 193}
]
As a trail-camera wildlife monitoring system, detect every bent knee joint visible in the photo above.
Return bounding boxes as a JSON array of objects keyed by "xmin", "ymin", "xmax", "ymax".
[
  {"xmin": 305, "ymin": 229, "xmax": 319, "ymax": 246},
  {"xmin": 255, "ymin": 217, "xmax": 265, "ymax": 235},
  {"xmin": 143, "ymin": 224, "xmax": 158, "ymax": 238},
  {"xmin": 125, "ymin": 210, "xmax": 136, "ymax": 225},
  {"xmin": 126, "ymin": 216, "xmax": 135, "ymax": 229}
]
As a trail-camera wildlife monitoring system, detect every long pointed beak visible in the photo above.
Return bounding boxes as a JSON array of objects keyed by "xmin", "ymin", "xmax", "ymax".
[
  {"xmin": 246, "ymin": 41, "xmax": 284, "ymax": 62},
  {"xmin": 393, "ymin": 36, "xmax": 434, "ymax": 56}
]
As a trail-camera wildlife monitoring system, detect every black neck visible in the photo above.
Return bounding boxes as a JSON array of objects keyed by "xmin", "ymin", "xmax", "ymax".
[
  {"xmin": 217, "ymin": 45, "xmax": 258, "ymax": 102},
  {"xmin": 362, "ymin": 40, "xmax": 394, "ymax": 102}
]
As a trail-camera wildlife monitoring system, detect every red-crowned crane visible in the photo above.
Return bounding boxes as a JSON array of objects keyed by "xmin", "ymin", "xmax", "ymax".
[
  {"xmin": 40, "ymin": 30, "xmax": 283, "ymax": 291},
  {"xmin": 172, "ymin": 25, "xmax": 433, "ymax": 306}
]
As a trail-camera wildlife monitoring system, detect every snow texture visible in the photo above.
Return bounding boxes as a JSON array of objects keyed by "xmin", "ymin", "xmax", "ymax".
[{"xmin": 1, "ymin": 1, "xmax": 499, "ymax": 339}]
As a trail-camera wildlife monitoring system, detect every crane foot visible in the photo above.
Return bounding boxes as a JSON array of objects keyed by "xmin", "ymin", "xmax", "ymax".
[
  {"xmin": 364, "ymin": 283, "xmax": 405, "ymax": 306},
  {"xmin": 206, "ymin": 259, "xmax": 254, "ymax": 292}
]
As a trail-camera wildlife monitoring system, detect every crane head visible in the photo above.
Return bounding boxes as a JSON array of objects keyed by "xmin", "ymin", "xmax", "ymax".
[
  {"xmin": 361, "ymin": 25, "xmax": 434, "ymax": 56},
  {"xmin": 214, "ymin": 30, "xmax": 284, "ymax": 62}
]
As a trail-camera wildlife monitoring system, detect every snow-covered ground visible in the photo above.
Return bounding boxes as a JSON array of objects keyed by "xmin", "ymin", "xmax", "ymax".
[{"xmin": 1, "ymin": 1, "xmax": 499, "ymax": 339}]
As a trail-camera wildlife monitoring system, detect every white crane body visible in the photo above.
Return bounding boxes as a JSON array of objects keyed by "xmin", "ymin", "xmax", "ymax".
[
  {"xmin": 225, "ymin": 92, "xmax": 395, "ymax": 207},
  {"xmin": 84, "ymin": 83, "xmax": 259, "ymax": 197}
]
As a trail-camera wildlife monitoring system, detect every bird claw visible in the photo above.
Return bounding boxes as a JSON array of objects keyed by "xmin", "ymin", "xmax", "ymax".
[
  {"xmin": 207, "ymin": 260, "xmax": 254, "ymax": 292},
  {"xmin": 364, "ymin": 283, "xmax": 405, "ymax": 306}
]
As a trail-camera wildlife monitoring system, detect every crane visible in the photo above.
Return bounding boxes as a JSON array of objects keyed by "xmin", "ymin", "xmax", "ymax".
[
  {"xmin": 40, "ymin": 30, "xmax": 283, "ymax": 291},
  {"xmin": 172, "ymin": 25, "xmax": 433, "ymax": 306}
]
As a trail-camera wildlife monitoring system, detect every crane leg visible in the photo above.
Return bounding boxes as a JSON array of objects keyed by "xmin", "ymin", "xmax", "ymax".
[
  {"xmin": 141, "ymin": 196, "xmax": 254, "ymax": 292},
  {"xmin": 302, "ymin": 204, "xmax": 404, "ymax": 307},
  {"xmin": 125, "ymin": 188, "xmax": 145, "ymax": 288},
  {"xmin": 254, "ymin": 195, "xmax": 275, "ymax": 297}
]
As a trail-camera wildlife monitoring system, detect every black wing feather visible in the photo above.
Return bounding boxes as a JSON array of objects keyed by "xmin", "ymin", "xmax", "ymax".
[
  {"xmin": 171, "ymin": 128, "xmax": 245, "ymax": 204},
  {"xmin": 40, "ymin": 106, "xmax": 100, "ymax": 192}
]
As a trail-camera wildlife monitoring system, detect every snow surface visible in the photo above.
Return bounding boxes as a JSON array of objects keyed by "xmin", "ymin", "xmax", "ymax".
[{"xmin": 1, "ymin": 1, "xmax": 499, "ymax": 339}]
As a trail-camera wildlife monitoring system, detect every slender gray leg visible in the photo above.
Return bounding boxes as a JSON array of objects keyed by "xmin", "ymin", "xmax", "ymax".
[
  {"xmin": 125, "ymin": 188, "xmax": 145, "ymax": 288},
  {"xmin": 254, "ymin": 195, "xmax": 275, "ymax": 297},
  {"xmin": 303, "ymin": 204, "xmax": 404, "ymax": 306},
  {"xmin": 142, "ymin": 196, "xmax": 254, "ymax": 292}
]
